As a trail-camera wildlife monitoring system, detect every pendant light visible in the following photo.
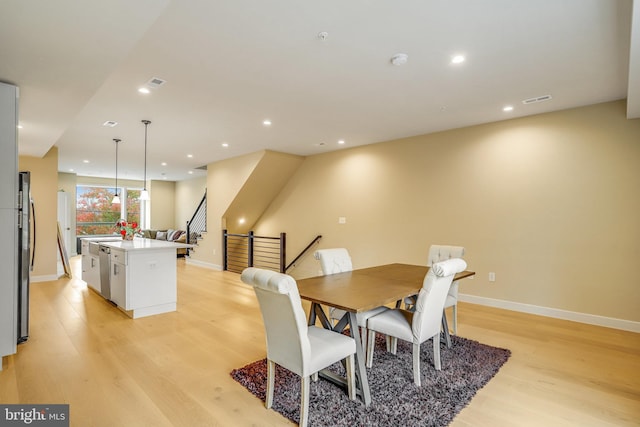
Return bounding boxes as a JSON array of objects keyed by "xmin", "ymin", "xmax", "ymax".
[
  {"xmin": 139, "ymin": 120, "xmax": 151, "ymax": 201},
  {"xmin": 112, "ymin": 138, "xmax": 122, "ymax": 204}
]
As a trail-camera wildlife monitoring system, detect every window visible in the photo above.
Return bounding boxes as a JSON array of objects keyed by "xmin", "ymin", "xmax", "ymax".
[
  {"xmin": 125, "ymin": 188, "xmax": 141, "ymax": 228},
  {"xmin": 76, "ymin": 185, "xmax": 144, "ymax": 236}
]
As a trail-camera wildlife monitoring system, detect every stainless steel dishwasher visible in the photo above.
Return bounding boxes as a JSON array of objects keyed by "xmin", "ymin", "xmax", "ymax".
[{"xmin": 98, "ymin": 245, "xmax": 112, "ymax": 300}]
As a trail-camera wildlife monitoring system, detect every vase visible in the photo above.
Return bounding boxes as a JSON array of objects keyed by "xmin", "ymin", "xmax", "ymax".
[{"xmin": 122, "ymin": 234, "xmax": 134, "ymax": 241}]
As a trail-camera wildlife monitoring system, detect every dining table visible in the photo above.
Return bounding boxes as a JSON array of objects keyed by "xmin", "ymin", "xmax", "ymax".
[{"xmin": 296, "ymin": 263, "xmax": 476, "ymax": 406}]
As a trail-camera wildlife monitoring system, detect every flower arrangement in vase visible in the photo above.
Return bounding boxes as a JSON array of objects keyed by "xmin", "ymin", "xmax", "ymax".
[{"xmin": 115, "ymin": 219, "xmax": 141, "ymax": 240}]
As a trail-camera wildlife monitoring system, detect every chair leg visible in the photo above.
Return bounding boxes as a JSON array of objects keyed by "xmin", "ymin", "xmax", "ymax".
[
  {"xmin": 442, "ymin": 313, "xmax": 452, "ymax": 348},
  {"xmin": 266, "ymin": 359, "xmax": 275, "ymax": 409},
  {"xmin": 452, "ymin": 304, "xmax": 458, "ymax": 335},
  {"xmin": 311, "ymin": 372, "xmax": 318, "ymax": 382},
  {"xmin": 412, "ymin": 343, "xmax": 421, "ymax": 386},
  {"xmin": 346, "ymin": 354, "xmax": 356, "ymax": 401},
  {"xmin": 366, "ymin": 329, "xmax": 376, "ymax": 368},
  {"xmin": 300, "ymin": 376, "xmax": 310, "ymax": 427},
  {"xmin": 390, "ymin": 337, "xmax": 398, "ymax": 355},
  {"xmin": 360, "ymin": 326, "xmax": 368, "ymax": 361},
  {"xmin": 433, "ymin": 334, "xmax": 441, "ymax": 370}
]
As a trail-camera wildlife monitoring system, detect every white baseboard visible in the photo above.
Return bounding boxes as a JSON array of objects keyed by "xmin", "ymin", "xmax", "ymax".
[
  {"xmin": 459, "ymin": 294, "xmax": 640, "ymax": 333},
  {"xmin": 31, "ymin": 274, "xmax": 59, "ymax": 283},
  {"xmin": 184, "ymin": 258, "xmax": 222, "ymax": 271}
]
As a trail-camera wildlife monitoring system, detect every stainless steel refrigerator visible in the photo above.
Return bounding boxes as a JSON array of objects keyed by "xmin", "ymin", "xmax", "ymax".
[{"xmin": 17, "ymin": 171, "xmax": 34, "ymax": 344}]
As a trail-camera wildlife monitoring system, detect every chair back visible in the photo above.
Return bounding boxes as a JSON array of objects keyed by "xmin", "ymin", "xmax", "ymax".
[
  {"xmin": 428, "ymin": 245, "xmax": 465, "ymax": 297},
  {"xmin": 241, "ymin": 267, "xmax": 310, "ymax": 377},
  {"xmin": 314, "ymin": 248, "xmax": 353, "ymax": 274},
  {"xmin": 412, "ymin": 258, "xmax": 467, "ymax": 341},
  {"xmin": 427, "ymin": 245, "xmax": 465, "ymax": 266}
]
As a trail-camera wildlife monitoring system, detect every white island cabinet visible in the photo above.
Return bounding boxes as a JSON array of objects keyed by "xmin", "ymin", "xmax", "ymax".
[{"xmin": 101, "ymin": 238, "xmax": 192, "ymax": 319}]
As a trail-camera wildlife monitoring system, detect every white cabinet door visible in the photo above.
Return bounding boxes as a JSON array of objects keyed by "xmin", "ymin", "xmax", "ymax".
[
  {"xmin": 110, "ymin": 261, "xmax": 127, "ymax": 308},
  {"xmin": 110, "ymin": 249, "xmax": 127, "ymax": 308},
  {"xmin": 88, "ymin": 255, "xmax": 100, "ymax": 292}
]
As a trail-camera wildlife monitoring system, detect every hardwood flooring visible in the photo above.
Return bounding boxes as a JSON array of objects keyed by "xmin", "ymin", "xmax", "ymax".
[{"xmin": 1, "ymin": 257, "xmax": 638, "ymax": 426}]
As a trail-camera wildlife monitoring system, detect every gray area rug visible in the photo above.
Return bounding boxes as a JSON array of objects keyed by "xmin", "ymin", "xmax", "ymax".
[{"xmin": 231, "ymin": 334, "xmax": 511, "ymax": 426}]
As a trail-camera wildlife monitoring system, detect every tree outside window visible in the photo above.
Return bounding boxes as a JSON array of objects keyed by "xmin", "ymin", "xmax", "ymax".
[{"xmin": 76, "ymin": 185, "xmax": 143, "ymax": 236}]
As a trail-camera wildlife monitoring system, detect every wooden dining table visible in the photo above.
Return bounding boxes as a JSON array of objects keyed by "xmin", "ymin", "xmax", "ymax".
[{"xmin": 296, "ymin": 263, "xmax": 475, "ymax": 406}]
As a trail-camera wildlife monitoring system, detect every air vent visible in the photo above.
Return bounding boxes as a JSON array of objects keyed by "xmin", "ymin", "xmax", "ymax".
[
  {"xmin": 102, "ymin": 120, "xmax": 118, "ymax": 127},
  {"xmin": 195, "ymin": 165, "xmax": 208, "ymax": 171},
  {"xmin": 147, "ymin": 77, "xmax": 167, "ymax": 88},
  {"xmin": 522, "ymin": 95, "xmax": 552, "ymax": 105}
]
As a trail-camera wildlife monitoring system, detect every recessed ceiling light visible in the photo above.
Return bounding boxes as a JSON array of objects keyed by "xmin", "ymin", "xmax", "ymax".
[
  {"xmin": 451, "ymin": 55, "xmax": 465, "ymax": 64},
  {"xmin": 188, "ymin": 171, "xmax": 193, "ymax": 174},
  {"xmin": 17, "ymin": 124, "xmax": 23, "ymax": 129},
  {"xmin": 161, "ymin": 162, "xmax": 167, "ymax": 166},
  {"xmin": 187, "ymin": 154, "xmax": 193, "ymax": 158},
  {"xmin": 239, "ymin": 218, "xmax": 246, "ymax": 224},
  {"xmin": 263, "ymin": 119, "xmax": 272, "ymax": 126},
  {"xmin": 503, "ymin": 105, "xmax": 514, "ymax": 112},
  {"xmin": 338, "ymin": 140, "xmax": 345, "ymax": 145},
  {"xmin": 318, "ymin": 31, "xmax": 328, "ymax": 41},
  {"xmin": 138, "ymin": 87, "xmax": 150, "ymax": 94},
  {"xmin": 390, "ymin": 53, "xmax": 408, "ymax": 66},
  {"xmin": 69, "ymin": 169, "xmax": 74, "ymax": 172},
  {"xmin": 222, "ymin": 143, "xmax": 229, "ymax": 148},
  {"xmin": 83, "ymin": 160, "xmax": 90, "ymax": 163}
]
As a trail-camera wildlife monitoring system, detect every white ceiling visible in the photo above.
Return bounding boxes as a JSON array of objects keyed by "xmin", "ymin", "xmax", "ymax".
[{"xmin": 1, "ymin": 0, "xmax": 638, "ymax": 183}]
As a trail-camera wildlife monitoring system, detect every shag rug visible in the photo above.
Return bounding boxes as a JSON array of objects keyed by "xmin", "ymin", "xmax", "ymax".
[{"xmin": 231, "ymin": 334, "xmax": 511, "ymax": 426}]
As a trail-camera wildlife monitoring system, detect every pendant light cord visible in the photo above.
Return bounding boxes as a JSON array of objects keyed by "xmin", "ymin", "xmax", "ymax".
[
  {"xmin": 114, "ymin": 139, "xmax": 119, "ymax": 196},
  {"xmin": 142, "ymin": 120, "xmax": 151, "ymax": 190},
  {"xmin": 113, "ymin": 138, "xmax": 121, "ymax": 201}
]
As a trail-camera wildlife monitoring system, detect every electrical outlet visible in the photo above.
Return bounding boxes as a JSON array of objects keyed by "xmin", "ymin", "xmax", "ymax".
[{"xmin": 488, "ymin": 272, "xmax": 496, "ymax": 282}]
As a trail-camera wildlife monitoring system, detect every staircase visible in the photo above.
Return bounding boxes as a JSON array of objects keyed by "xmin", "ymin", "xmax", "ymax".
[{"xmin": 185, "ymin": 191, "xmax": 207, "ymax": 256}]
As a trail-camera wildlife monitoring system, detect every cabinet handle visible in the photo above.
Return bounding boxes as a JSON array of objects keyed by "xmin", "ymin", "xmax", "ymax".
[
  {"xmin": 113, "ymin": 264, "xmax": 118, "ymax": 275},
  {"xmin": 91, "ymin": 258, "xmax": 95, "ymax": 268}
]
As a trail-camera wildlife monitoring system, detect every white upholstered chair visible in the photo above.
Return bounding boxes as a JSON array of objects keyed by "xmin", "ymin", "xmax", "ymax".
[
  {"xmin": 405, "ymin": 245, "xmax": 465, "ymax": 335},
  {"xmin": 241, "ymin": 267, "xmax": 356, "ymax": 427},
  {"xmin": 314, "ymin": 248, "xmax": 388, "ymax": 355},
  {"xmin": 366, "ymin": 258, "xmax": 467, "ymax": 386}
]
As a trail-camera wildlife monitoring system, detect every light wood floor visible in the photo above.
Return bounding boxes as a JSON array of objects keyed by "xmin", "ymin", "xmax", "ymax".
[{"xmin": 1, "ymin": 257, "xmax": 638, "ymax": 426}]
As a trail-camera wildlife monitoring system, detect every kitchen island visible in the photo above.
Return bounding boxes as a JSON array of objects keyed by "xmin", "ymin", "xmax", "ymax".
[{"xmin": 97, "ymin": 238, "xmax": 192, "ymax": 319}]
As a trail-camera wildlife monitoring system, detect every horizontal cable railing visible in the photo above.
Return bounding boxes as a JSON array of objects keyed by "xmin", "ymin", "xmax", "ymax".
[
  {"xmin": 224, "ymin": 231, "xmax": 285, "ymax": 273},
  {"xmin": 223, "ymin": 231, "xmax": 321, "ymax": 274}
]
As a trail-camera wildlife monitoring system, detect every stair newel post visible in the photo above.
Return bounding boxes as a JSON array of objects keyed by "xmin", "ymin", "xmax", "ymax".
[
  {"xmin": 280, "ymin": 233, "xmax": 286, "ymax": 273},
  {"xmin": 248, "ymin": 231, "xmax": 254, "ymax": 268},
  {"xmin": 223, "ymin": 229, "xmax": 228, "ymax": 271}
]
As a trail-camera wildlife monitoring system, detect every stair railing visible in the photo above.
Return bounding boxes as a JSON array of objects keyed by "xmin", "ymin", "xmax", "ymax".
[
  {"xmin": 186, "ymin": 190, "xmax": 207, "ymax": 254},
  {"xmin": 223, "ymin": 230, "xmax": 321, "ymax": 273}
]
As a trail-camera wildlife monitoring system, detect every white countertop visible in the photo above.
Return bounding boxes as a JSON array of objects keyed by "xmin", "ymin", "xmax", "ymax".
[
  {"xmin": 80, "ymin": 236, "xmax": 123, "ymax": 243},
  {"xmin": 98, "ymin": 237, "xmax": 193, "ymax": 251}
]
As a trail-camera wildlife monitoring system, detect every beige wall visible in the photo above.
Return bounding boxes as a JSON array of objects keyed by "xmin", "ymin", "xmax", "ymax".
[
  {"xmin": 175, "ymin": 176, "xmax": 207, "ymax": 229},
  {"xmin": 148, "ymin": 180, "xmax": 176, "ymax": 229},
  {"xmin": 19, "ymin": 147, "xmax": 59, "ymax": 280},
  {"xmin": 250, "ymin": 100, "xmax": 640, "ymax": 323}
]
